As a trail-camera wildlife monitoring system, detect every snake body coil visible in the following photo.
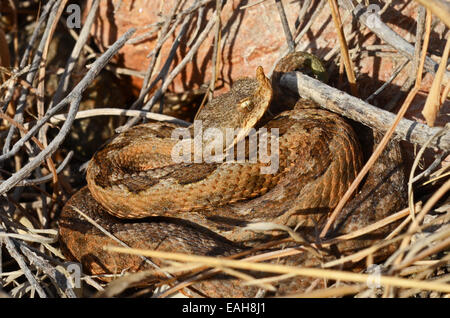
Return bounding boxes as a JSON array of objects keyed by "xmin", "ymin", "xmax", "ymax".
[{"xmin": 58, "ymin": 53, "xmax": 406, "ymax": 297}]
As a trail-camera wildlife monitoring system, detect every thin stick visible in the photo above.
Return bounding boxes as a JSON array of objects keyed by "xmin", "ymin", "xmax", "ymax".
[
  {"xmin": 281, "ymin": 284, "xmax": 366, "ymax": 298},
  {"xmin": 3, "ymin": 0, "xmax": 61, "ymax": 153},
  {"xmin": 365, "ymin": 58, "xmax": 409, "ymax": 103},
  {"xmin": 51, "ymin": 0, "xmax": 99, "ymax": 106},
  {"xmin": 320, "ymin": 86, "xmax": 420, "ymax": 238},
  {"xmin": 0, "ymin": 112, "xmax": 58, "ymax": 186},
  {"xmin": 278, "ymin": 73, "xmax": 449, "ymax": 151},
  {"xmin": 36, "ymin": 0, "xmax": 67, "ymax": 122},
  {"xmin": 407, "ymin": 128, "xmax": 446, "ymax": 225},
  {"xmin": 0, "ymin": 28, "xmax": 136, "ymax": 195},
  {"xmin": 332, "ymin": 206, "xmax": 412, "ymax": 242},
  {"xmin": 207, "ymin": 0, "xmax": 222, "ymax": 101},
  {"xmin": 44, "ymin": 108, "xmax": 191, "ymax": 127},
  {"xmin": 1, "ymin": 226, "xmax": 47, "ymax": 297},
  {"xmin": 396, "ymin": 237, "xmax": 450, "ymax": 272},
  {"xmin": 275, "ymin": 0, "xmax": 295, "ymax": 52},
  {"xmin": 327, "ymin": 0, "xmax": 358, "ymax": 96},
  {"xmin": 319, "ymin": 10, "xmax": 433, "ymax": 237},
  {"xmin": 104, "ymin": 246, "xmax": 450, "ymax": 293},
  {"xmin": 422, "ymin": 35, "xmax": 450, "ymax": 126},
  {"xmin": 413, "ymin": 0, "xmax": 450, "ymax": 29},
  {"xmin": 0, "ymin": 152, "xmax": 73, "ymax": 186},
  {"xmin": 405, "ymin": 178, "xmax": 450, "ymax": 243},
  {"xmin": 341, "ymin": 0, "xmax": 449, "ymax": 79},
  {"xmin": 130, "ymin": 0, "xmax": 182, "ymax": 114},
  {"xmin": 411, "ymin": 6, "xmax": 426, "ymax": 83}
]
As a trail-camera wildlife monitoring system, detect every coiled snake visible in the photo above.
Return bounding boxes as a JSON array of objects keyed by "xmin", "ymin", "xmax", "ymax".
[{"xmin": 58, "ymin": 52, "xmax": 406, "ymax": 297}]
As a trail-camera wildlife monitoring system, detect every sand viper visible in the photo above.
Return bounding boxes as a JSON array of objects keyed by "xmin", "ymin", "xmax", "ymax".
[{"xmin": 58, "ymin": 52, "xmax": 406, "ymax": 297}]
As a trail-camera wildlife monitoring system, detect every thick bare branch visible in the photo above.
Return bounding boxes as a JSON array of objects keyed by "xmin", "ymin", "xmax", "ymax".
[{"xmin": 279, "ymin": 71, "xmax": 450, "ymax": 151}]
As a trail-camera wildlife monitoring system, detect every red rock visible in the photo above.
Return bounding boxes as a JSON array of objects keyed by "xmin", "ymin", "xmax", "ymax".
[
  {"xmin": 84, "ymin": 0, "xmax": 306, "ymax": 93},
  {"xmin": 84, "ymin": 0, "xmax": 448, "ymax": 126}
]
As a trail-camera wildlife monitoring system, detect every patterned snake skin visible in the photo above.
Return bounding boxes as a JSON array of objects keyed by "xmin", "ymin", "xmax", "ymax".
[{"xmin": 58, "ymin": 52, "xmax": 406, "ymax": 297}]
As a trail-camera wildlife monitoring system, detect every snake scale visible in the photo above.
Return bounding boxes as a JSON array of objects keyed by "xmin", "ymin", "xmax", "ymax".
[{"xmin": 58, "ymin": 52, "xmax": 407, "ymax": 297}]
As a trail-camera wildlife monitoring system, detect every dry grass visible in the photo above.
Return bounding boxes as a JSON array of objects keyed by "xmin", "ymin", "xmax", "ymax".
[{"xmin": 0, "ymin": 0, "xmax": 448, "ymax": 298}]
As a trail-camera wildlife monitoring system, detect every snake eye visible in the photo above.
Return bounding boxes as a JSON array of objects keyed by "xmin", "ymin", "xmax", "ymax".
[{"xmin": 238, "ymin": 98, "xmax": 253, "ymax": 111}]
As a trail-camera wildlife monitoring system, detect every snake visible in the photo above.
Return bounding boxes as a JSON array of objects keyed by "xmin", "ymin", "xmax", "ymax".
[{"xmin": 58, "ymin": 52, "xmax": 406, "ymax": 297}]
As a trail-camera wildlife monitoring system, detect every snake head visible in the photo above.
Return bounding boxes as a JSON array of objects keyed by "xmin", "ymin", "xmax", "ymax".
[
  {"xmin": 274, "ymin": 52, "xmax": 328, "ymax": 83},
  {"xmin": 237, "ymin": 65, "xmax": 273, "ymax": 123},
  {"xmin": 194, "ymin": 66, "xmax": 273, "ymax": 150}
]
